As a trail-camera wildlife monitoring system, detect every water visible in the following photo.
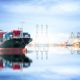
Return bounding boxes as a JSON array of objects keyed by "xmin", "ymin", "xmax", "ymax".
[{"xmin": 0, "ymin": 48, "xmax": 80, "ymax": 80}]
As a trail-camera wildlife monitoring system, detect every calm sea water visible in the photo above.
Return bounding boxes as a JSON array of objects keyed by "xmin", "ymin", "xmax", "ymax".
[{"xmin": 0, "ymin": 48, "xmax": 80, "ymax": 80}]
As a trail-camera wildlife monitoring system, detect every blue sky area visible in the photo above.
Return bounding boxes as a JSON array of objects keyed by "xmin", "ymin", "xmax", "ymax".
[{"xmin": 0, "ymin": 0, "xmax": 80, "ymax": 34}]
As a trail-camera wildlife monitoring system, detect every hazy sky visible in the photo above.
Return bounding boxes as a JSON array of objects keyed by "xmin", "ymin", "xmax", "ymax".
[{"xmin": 0, "ymin": 0, "xmax": 80, "ymax": 34}]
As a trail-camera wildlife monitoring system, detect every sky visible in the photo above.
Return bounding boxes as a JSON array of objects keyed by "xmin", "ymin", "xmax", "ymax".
[{"xmin": 0, "ymin": 0, "xmax": 80, "ymax": 35}]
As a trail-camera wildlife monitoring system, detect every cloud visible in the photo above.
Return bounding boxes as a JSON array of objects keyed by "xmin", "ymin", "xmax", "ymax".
[
  {"xmin": 55, "ymin": 2, "xmax": 80, "ymax": 14},
  {"xmin": 2, "ymin": 4, "xmax": 45, "ymax": 14},
  {"xmin": 0, "ymin": 0, "xmax": 80, "ymax": 33},
  {"xmin": 1, "ymin": 0, "xmax": 80, "ymax": 15}
]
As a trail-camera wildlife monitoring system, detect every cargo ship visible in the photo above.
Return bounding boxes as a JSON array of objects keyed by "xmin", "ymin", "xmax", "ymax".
[{"xmin": 0, "ymin": 29, "xmax": 32, "ymax": 69}]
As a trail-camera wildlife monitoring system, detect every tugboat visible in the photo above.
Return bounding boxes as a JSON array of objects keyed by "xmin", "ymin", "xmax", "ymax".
[{"xmin": 0, "ymin": 29, "xmax": 32, "ymax": 70}]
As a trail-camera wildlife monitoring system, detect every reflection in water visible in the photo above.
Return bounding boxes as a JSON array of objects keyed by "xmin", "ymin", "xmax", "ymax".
[
  {"xmin": 0, "ymin": 66, "xmax": 80, "ymax": 80},
  {"xmin": 0, "ymin": 48, "xmax": 80, "ymax": 80}
]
